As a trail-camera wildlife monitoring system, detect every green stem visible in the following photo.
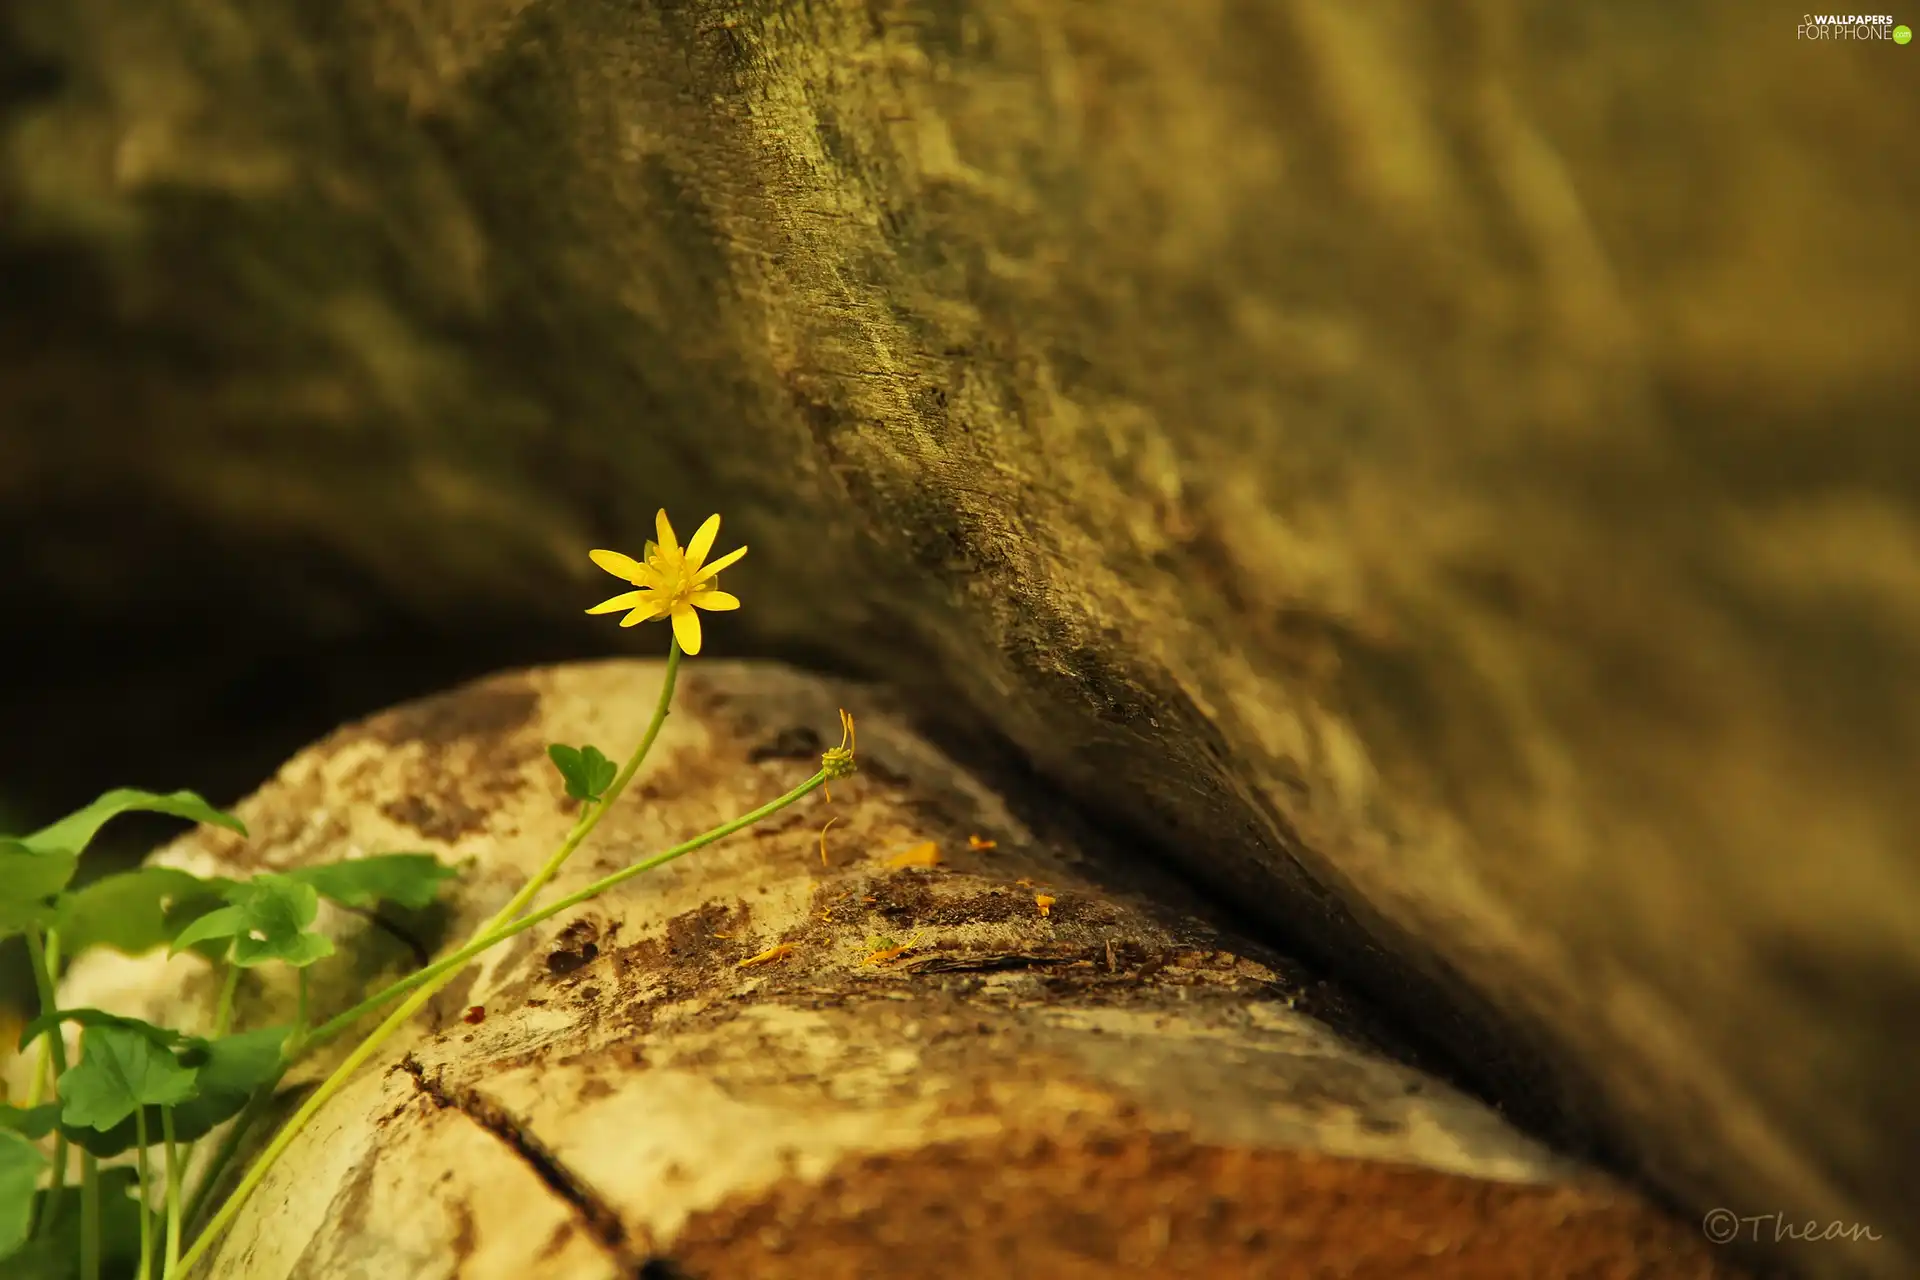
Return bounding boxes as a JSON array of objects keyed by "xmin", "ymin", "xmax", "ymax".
[
  {"xmin": 157, "ymin": 967, "xmax": 240, "ymax": 1274},
  {"xmin": 25, "ymin": 1028, "xmax": 50, "ymax": 1104},
  {"xmin": 164, "ymin": 959, "xmax": 241, "ymax": 1254},
  {"xmin": 213, "ymin": 963, "xmax": 241, "ymax": 1038},
  {"xmin": 163, "ymin": 1108, "xmax": 182, "ymax": 1279},
  {"xmin": 178, "ymin": 645, "xmax": 690, "ymax": 1252},
  {"xmin": 24, "ymin": 928, "xmax": 69, "ymax": 1237},
  {"xmin": 491, "ymin": 640, "xmax": 682, "ymax": 933},
  {"xmin": 177, "ymin": 765, "xmax": 827, "ymax": 1276},
  {"xmin": 178, "ymin": 980, "xmax": 318, "ymax": 1239},
  {"xmin": 80, "ymin": 1151, "xmax": 100, "ymax": 1280},
  {"xmin": 308, "ymin": 769, "xmax": 826, "ymax": 1052},
  {"xmin": 181, "ymin": 1089, "xmax": 269, "ymax": 1242},
  {"xmin": 135, "ymin": 1110, "xmax": 153, "ymax": 1280},
  {"xmin": 318, "ymin": 771, "xmax": 829, "ymax": 1051},
  {"xmin": 175, "ymin": 640, "xmax": 682, "ymax": 1275},
  {"xmin": 23, "ymin": 928, "xmax": 57, "ymax": 1105}
]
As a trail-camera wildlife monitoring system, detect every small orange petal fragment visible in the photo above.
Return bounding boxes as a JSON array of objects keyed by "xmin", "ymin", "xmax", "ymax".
[
  {"xmin": 1034, "ymin": 894, "xmax": 1056, "ymax": 918},
  {"xmin": 737, "ymin": 943, "xmax": 797, "ymax": 968},
  {"xmin": 861, "ymin": 930, "xmax": 926, "ymax": 965},
  {"xmin": 968, "ymin": 834, "xmax": 997, "ymax": 850},
  {"xmin": 885, "ymin": 842, "xmax": 941, "ymax": 868}
]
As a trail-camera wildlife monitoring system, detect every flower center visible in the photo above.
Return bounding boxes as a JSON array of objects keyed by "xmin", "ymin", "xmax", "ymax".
[{"xmin": 647, "ymin": 547, "xmax": 695, "ymax": 605}]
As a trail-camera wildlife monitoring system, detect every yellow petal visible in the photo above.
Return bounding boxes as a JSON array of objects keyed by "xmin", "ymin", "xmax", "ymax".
[
  {"xmin": 694, "ymin": 544, "xmax": 747, "ymax": 582},
  {"xmin": 693, "ymin": 589, "xmax": 741, "ymax": 611},
  {"xmin": 671, "ymin": 602, "xmax": 704, "ymax": 654},
  {"xmin": 685, "ymin": 514, "xmax": 721, "ymax": 577},
  {"xmin": 586, "ymin": 590, "xmax": 644, "ymax": 615},
  {"xmin": 619, "ymin": 607, "xmax": 653, "ymax": 627},
  {"xmin": 654, "ymin": 509, "xmax": 680, "ymax": 556},
  {"xmin": 885, "ymin": 842, "xmax": 941, "ymax": 868},
  {"xmin": 589, "ymin": 549, "xmax": 648, "ymax": 582}
]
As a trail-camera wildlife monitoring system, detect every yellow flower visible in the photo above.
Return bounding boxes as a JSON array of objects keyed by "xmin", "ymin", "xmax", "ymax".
[{"xmin": 586, "ymin": 509, "xmax": 746, "ymax": 655}]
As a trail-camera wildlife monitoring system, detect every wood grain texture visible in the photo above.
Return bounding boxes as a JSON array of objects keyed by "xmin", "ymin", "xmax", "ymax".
[
  {"xmin": 2, "ymin": 4, "xmax": 1914, "ymax": 1275},
  {"xmin": 30, "ymin": 661, "xmax": 1740, "ymax": 1278}
]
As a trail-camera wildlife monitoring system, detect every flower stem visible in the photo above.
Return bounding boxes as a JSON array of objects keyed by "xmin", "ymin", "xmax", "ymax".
[
  {"xmin": 175, "ymin": 640, "xmax": 684, "ymax": 1275},
  {"xmin": 492, "ymin": 640, "xmax": 683, "ymax": 931},
  {"xmin": 161, "ymin": 958, "xmax": 243, "ymax": 1254},
  {"xmin": 176, "ymin": 765, "xmax": 826, "ymax": 1276},
  {"xmin": 179, "ymin": 1087, "xmax": 267, "ymax": 1240},
  {"xmin": 26, "ymin": 1026, "xmax": 50, "ymax": 1104},
  {"xmin": 80, "ymin": 1150, "xmax": 100, "ymax": 1280},
  {"xmin": 308, "ymin": 769, "xmax": 829, "ymax": 1050},
  {"xmin": 163, "ymin": 1108, "xmax": 182, "ymax": 1279},
  {"xmin": 23, "ymin": 927, "xmax": 69, "ymax": 1238},
  {"xmin": 135, "ymin": 1109, "xmax": 154, "ymax": 1280},
  {"xmin": 213, "ymin": 963, "xmax": 241, "ymax": 1038}
]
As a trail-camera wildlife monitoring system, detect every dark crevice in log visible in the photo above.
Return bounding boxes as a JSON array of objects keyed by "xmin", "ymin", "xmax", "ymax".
[{"xmin": 397, "ymin": 1053, "xmax": 648, "ymax": 1274}]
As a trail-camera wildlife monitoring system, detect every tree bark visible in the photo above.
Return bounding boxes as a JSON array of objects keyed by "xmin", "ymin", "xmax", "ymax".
[
  {"xmin": 37, "ymin": 661, "xmax": 1739, "ymax": 1279},
  {"xmin": 3, "ymin": 4, "xmax": 1916, "ymax": 1276}
]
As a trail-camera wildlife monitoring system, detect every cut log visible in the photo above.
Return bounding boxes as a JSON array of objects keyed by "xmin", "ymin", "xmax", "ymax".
[
  {"xmin": 4, "ymin": 5, "xmax": 1916, "ymax": 1276},
  {"xmin": 36, "ymin": 662, "xmax": 1738, "ymax": 1279}
]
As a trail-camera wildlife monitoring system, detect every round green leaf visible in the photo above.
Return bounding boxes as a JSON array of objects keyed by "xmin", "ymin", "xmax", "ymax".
[
  {"xmin": 63, "ymin": 1026, "xmax": 292, "ymax": 1158},
  {"xmin": 57, "ymin": 1025, "xmax": 201, "ymax": 1132}
]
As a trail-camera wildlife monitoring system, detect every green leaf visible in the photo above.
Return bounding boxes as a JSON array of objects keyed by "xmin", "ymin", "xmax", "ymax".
[
  {"xmin": 0, "ymin": 1130, "xmax": 47, "ymax": 1260},
  {"xmin": 0, "ymin": 1104, "xmax": 60, "ymax": 1140},
  {"xmin": 0, "ymin": 788, "xmax": 242, "ymax": 948},
  {"xmin": 167, "ymin": 905, "xmax": 245, "ymax": 957},
  {"xmin": 230, "ymin": 876, "xmax": 334, "ymax": 969},
  {"xmin": 181, "ymin": 1025, "xmax": 288, "ymax": 1124},
  {"xmin": 163, "ymin": 885, "xmax": 241, "ymax": 962},
  {"xmin": 167, "ymin": 875, "xmax": 334, "ymax": 970},
  {"xmin": 21, "ymin": 788, "xmax": 246, "ymax": 859},
  {"xmin": 548, "ymin": 743, "xmax": 617, "ymax": 803},
  {"xmin": 0, "ymin": 840, "xmax": 77, "ymax": 939},
  {"xmin": 57, "ymin": 1025, "xmax": 200, "ymax": 1132},
  {"xmin": 4, "ymin": 1167, "xmax": 147, "ymax": 1278},
  {"xmin": 240, "ymin": 927, "xmax": 332, "ymax": 969},
  {"xmin": 64, "ymin": 1026, "xmax": 291, "ymax": 1158},
  {"xmin": 283, "ymin": 853, "xmax": 457, "ymax": 911},
  {"xmin": 53, "ymin": 866, "xmax": 225, "ymax": 958},
  {"xmin": 17, "ymin": 1008, "xmax": 192, "ymax": 1055}
]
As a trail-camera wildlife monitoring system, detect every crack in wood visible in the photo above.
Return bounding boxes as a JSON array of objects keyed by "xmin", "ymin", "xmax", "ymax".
[
  {"xmin": 899, "ymin": 946, "xmax": 1162, "ymax": 977},
  {"xmin": 399, "ymin": 1054, "xmax": 651, "ymax": 1275},
  {"xmin": 899, "ymin": 951, "xmax": 1070, "ymax": 974}
]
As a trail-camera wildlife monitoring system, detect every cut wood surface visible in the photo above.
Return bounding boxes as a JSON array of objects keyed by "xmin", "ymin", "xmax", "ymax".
[{"xmin": 34, "ymin": 661, "xmax": 1739, "ymax": 1279}]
